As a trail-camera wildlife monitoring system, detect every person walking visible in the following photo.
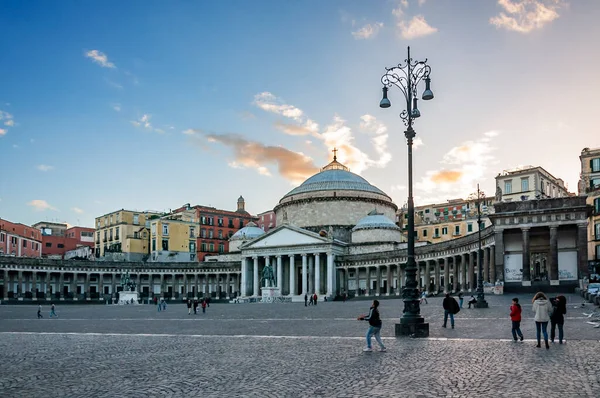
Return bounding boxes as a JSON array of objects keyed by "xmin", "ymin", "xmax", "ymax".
[
  {"xmin": 458, "ymin": 292, "xmax": 464, "ymax": 308},
  {"xmin": 49, "ymin": 303, "xmax": 57, "ymax": 318},
  {"xmin": 313, "ymin": 293, "xmax": 318, "ymax": 306},
  {"xmin": 37, "ymin": 304, "xmax": 43, "ymax": 319},
  {"xmin": 442, "ymin": 293, "xmax": 459, "ymax": 329},
  {"xmin": 357, "ymin": 300, "xmax": 386, "ymax": 352},
  {"xmin": 187, "ymin": 299, "xmax": 192, "ymax": 315},
  {"xmin": 510, "ymin": 297, "xmax": 524, "ymax": 342},
  {"xmin": 308, "ymin": 294, "xmax": 313, "ymax": 306},
  {"xmin": 304, "ymin": 294, "xmax": 308, "ymax": 307},
  {"xmin": 162, "ymin": 299, "xmax": 167, "ymax": 311},
  {"xmin": 193, "ymin": 299, "xmax": 198, "ymax": 315},
  {"xmin": 532, "ymin": 292, "xmax": 552, "ymax": 349},
  {"xmin": 157, "ymin": 298, "xmax": 162, "ymax": 312},
  {"xmin": 419, "ymin": 290, "xmax": 428, "ymax": 305},
  {"xmin": 550, "ymin": 295, "xmax": 567, "ymax": 344},
  {"xmin": 201, "ymin": 298, "xmax": 207, "ymax": 314}
]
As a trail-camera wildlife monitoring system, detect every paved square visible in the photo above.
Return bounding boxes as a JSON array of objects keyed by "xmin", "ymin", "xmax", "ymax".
[{"xmin": 0, "ymin": 294, "xmax": 599, "ymax": 397}]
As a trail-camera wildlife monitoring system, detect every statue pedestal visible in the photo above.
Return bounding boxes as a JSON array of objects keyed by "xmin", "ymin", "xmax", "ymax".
[
  {"xmin": 118, "ymin": 291, "xmax": 139, "ymax": 305},
  {"xmin": 261, "ymin": 287, "xmax": 282, "ymax": 303}
]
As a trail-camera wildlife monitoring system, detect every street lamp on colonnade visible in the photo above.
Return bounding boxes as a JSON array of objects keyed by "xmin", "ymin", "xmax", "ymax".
[
  {"xmin": 379, "ymin": 46, "xmax": 434, "ymax": 337},
  {"xmin": 468, "ymin": 184, "xmax": 489, "ymax": 309}
]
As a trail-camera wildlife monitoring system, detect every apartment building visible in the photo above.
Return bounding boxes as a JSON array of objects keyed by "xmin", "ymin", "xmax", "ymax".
[
  {"xmin": 0, "ymin": 218, "xmax": 42, "ymax": 257},
  {"xmin": 257, "ymin": 210, "xmax": 276, "ymax": 232},
  {"xmin": 579, "ymin": 147, "xmax": 600, "ymax": 274},
  {"xmin": 495, "ymin": 166, "xmax": 570, "ymax": 202},
  {"xmin": 149, "ymin": 218, "xmax": 197, "ymax": 262}
]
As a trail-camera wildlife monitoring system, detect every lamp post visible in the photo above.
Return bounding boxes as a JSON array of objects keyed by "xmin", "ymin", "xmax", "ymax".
[
  {"xmin": 469, "ymin": 184, "xmax": 489, "ymax": 308},
  {"xmin": 380, "ymin": 46, "xmax": 434, "ymax": 337}
]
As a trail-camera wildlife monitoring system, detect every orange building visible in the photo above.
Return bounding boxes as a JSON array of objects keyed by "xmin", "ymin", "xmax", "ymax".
[
  {"xmin": 0, "ymin": 218, "xmax": 42, "ymax": 258},
  {"xmin": 173, "ymin": 196, "xmax": 257, "ymax": 261}
]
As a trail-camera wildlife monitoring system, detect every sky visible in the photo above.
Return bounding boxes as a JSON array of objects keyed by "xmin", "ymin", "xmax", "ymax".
[{"xmin": 1, "ymin": 0, "xmax": 599, "ymax": 228}]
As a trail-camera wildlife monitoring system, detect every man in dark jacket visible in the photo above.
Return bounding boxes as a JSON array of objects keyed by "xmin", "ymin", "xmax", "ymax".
[
  {"xmin": 550, "ymin": 295, "xmax": 567, "ymax": 344},
  {"xmin": 443, "ymin": 293, "xmax": 460, "ymax": 329},
  {"xmin": 357, "ymin": 300, "xmax": 386, "ymax": 352}
]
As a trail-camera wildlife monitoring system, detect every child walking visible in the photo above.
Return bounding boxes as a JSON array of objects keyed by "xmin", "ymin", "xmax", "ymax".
[
  {"xmin": 357, "ymin": 300, "xmax": 386, "ymax": 352},
  {"xmin": 510, "ymin": 297, "xmax": 524, "ymax": 342}
]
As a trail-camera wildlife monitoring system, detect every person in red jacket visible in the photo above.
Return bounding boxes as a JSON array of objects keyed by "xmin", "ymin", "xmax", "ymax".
[{"xmin": 510, "ymin": 297, "xmax": 524, "ymax": 342}]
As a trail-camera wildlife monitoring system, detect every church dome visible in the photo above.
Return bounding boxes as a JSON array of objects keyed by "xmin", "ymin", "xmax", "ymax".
[
  {"xmin": 281, "ymin": 159, "xmax": 390, "ymax": 200},
  {"xmin": 230, "ymin": 222, "xmax": 265, "ymax": 241},
  {"xmin": 352, "ymin": 211, "xmax": 400, "ymax": 231}
]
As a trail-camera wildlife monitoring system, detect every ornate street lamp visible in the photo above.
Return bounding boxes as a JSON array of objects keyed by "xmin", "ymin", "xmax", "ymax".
[
  {"xmin": 468, "ymin": 184, "xmax": 489, "ymax": 308},
  {"xmin": 380, "ymin": 46, "xmax": 434, "ymax": 337}
]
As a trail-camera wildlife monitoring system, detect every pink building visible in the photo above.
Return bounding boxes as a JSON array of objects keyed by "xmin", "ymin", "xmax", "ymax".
[
  {"xmin": 257, "ymin": 210, "xmax": 276, "ymax": 232},
  {"xmin": 0, "ymin": 218, "xmax": 42, "ymax": 258}
]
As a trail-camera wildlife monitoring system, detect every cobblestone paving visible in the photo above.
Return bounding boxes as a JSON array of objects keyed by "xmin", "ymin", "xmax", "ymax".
[{"xmin": 0, "ymin": 294, "xmax": 598, "ymax": 397}]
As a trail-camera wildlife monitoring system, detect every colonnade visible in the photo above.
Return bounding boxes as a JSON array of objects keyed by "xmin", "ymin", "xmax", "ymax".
[
  {"xmin": 240, "ymin": 252, "xmax": 335, "ymax": 297},
  {"xmin": 0, "ymin": 268, "xmax": 240, "ymax": 301}
]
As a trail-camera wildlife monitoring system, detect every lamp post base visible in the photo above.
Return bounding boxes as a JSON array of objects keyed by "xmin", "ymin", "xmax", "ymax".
[
  {"xmin": 474, "ymin": 299, "xmax": 489, "ymax": 308},
  {"xmin": 395, "ymin": 317, "xmax": 429, "ymax": 337}
]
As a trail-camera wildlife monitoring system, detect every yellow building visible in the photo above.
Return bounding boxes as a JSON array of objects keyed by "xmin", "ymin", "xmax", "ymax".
[
  {"xmin": 150, "ymin": 218, "xmax": 198, "ymax": 262},
  {"xmin": 94, "ymin": 210, "xmax": 161, "ymax": 261},
  {"xmin": 579, "ymin": 147, "xmax": 600, "ymax": 275},
  {"xmin": 398, "ymin": 197, "xmax": 494, "ymax": 243}
]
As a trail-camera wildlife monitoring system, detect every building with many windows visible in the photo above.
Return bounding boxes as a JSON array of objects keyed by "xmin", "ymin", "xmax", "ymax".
[
  {"xmin": 172, "ymin": 197, "xmax": 258, "ymax": 261},
  {"xmin": 579, "ymin": 147, "xmax": 600, "ymax": 274},
  {"xmin": 94, "ymin": 210, "xmax": 160, "ymax": 261},
  {"xmin": 35, "ymin": 222, "xmax": 95, "ymax": 259},
  {"xmin": 149, "ymin": 218, "xmax": 197, "ymax": 262},
  {"xmin": 257, "ymin": 210, "xmax": 276, "ymax": 232},
  {"xmin": 0, "ymin": 218, "xmax": 42, "ymax": 258},
  {"xmin": 495, "ymin": 166, "xmax": 570, "ymax": 202}
]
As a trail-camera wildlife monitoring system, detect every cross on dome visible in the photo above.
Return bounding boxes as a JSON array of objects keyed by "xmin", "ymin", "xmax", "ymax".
[{"xmin": 322, "ymin": 147, "xmax": 349, "ymax": 171}]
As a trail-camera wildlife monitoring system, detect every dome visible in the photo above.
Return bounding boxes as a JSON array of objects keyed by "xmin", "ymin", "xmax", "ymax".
[
  {"xmin": 281, "ymin": 159, "xmax": 390, "ymax": 200},
  {"xmin": 230, "ymin": 222, "xmax": 265, "ymax": 241},
  {"xmin": 352, "ymin": 211, "xmax": 400, "ymax": 232}
]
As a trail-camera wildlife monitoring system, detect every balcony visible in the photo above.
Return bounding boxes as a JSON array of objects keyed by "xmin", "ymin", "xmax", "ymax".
[{"xmin": 433, "ymin": 234, "xmax": 441, "ymax": 239}]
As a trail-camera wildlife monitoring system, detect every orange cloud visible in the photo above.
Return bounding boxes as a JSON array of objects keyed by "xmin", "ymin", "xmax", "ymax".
[{"xmin": 430, "ymin": 170, "xmax": 463, "ymax": 184}]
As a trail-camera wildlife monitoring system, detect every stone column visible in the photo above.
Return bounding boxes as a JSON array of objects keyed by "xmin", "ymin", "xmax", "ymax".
[
  {"xmin": 194, "ymin": 272, "xmax": 199, "ymax": 298},
  {"xmin": 375, "ymin": 266, "xmax": 381, "ymax": 296},
  {"xmin": 98, "ymin": 273, "xmax": 104, "ymax": 300},
  {"xmin": 461, "ymin": 254, "xmax": 467, "ymax": 291},
  {"xmin": 387, "ymin": 265, "xmax": 393, "ymax": 296},
  {"xmin": 71, "ymin": 273, "xmax": 77, "ymax": 299},
  {"xmin": 468, "ymin": 253, "xmax": 475, "ymax": 291},
  {"xmin": 240, "ymin": 258, "xmax": 247, "ymax": 297},
  {"xmin": 452, "ymin": 257, "xmax": 458, "ymax": 293},
  {"xmin": 365, "ymin": 267, "xmax": 371, "ymax": 296},
  {"xmin": 314, "ymin": 253, "xmax": 321, "ymax": 295},
  {"xmin": 443, "ymin": 258, "xmax": 449, "ymax": 293},
  {"xmin": 344, "ymin": 268, "xmax": 350, "ymax": 295},
  {"xmin": 308, "ymin": 255, "xmax": 314, "ymax": 294},
  {"xmin": 253, "ymin": 257, "xmax": 259, "ymax": 297},
  {"xmin": 276, "ymin": 255, "xmax": 283, "ymax": 290},
  {"xmin": 17, "ymin": 271, "xmax": 23, "ymax": 297},
  {"xmin": 483, "ymin": 247, "xmax": 490, "ymax": 283},
  {"xmin": 301, "ymin": 254, "xmax": 308, "ymax": 295},
  {"xmin": 577, "ymin": 224, "xmax": 589, "ymax": 280},
  {"xmin": 226, "ymin": 273, "xmax": 231, "ymax": 299},
  {"xmin": 549, "ymin": 226, "xmax": 559, "ymax": 283},
  {"xmin": 264, "ymin": 256, "xmax": 271, "ymax": 287},
  {"xmin": 289, "ymin": 255, "xmax": 296, "ymax": 296},
  {"xmin": 399, "ymin": 265, "xmax": 405, "ymax": 295},
  {"xmin": 31, "ymin": 271, "xmax": 37, "ymax": 300},
  {"xmin": 45, "ymin": 272, "xmax": 51, "ymax": 299},
  {"xmin": 355, "ymin": 267, "xmax": 360, "ymax": 296},
  {"xmin": 137, "ymin": 273, "xmax": 142, "ymax": 294},
  {"xmin": 171, "ymin": 274, "xmax": 177, "ymax": 299},
  {"xmin": 59, "ymin": 272, "xmax": 65, "ymax": 300},
  {"xmin": 434, "ymin": 260, "xmax": 441, "ymax": 293},
  {"xmin": 205, "ymin": 274, "xmax": 210, "ymax": 297},
  {"xmin": 85, "ymin": 273, "xmax": 91, "ymax": 300},
  {"xmin": 521, "ymin": 227, "xmax": 531, "ymax": 284},
  {"xmin": 3, "ymin": 270, "xmax": 9, "ymax": 300},
  {"xmin": 490, "ymin": 246, "xmax": 496, "ymax": 283},
  {"xmin": 494, "ymin": 230, "xmax": 504, "ymax": 282},
  {"xmin": 159, "ymin": 274, "xmax": 164, "ymax": 297},
  {"xmin": 326, "ymin": 252, "xmax": 334, "ymax": 297}
]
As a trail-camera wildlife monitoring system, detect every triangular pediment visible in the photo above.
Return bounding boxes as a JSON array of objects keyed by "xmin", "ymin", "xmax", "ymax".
[{"xmin": 241, "ymin": 225, "xmax": 328, "ymax": 249}]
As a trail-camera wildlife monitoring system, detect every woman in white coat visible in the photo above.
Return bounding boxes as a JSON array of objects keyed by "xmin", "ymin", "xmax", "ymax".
[{"xmin": 532, "ymin": 292, "xmax": 552, "ymax": 349}]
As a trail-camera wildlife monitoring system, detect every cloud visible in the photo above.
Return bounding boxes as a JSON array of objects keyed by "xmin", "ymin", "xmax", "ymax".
[
  {"xmin": 253, "ymin": 92, "xmax": 319, "ymax": 134},
  {"xmin": 191, "ymin": 131, "xmax": 320, "ymax": 184},
  {"xmin": 4, "ymin": 119, "xmax": 14, "ymax": 126},
  {"xmin": 85, "ymin": 50, "xmax": 116, "ymax": 68},
  {"xmin": 72, "ymin": 207, "xmax": 84, "ymax": 214},
  {"xmin": 414, "ymin": 131, "xmax": 501, "ymax": 204},
  {"xmin": 112, "ymin": 103, "xmax": 121, "ymax": 112},
  {"xmin": 12, "ymin": 144, "xmax": 18, "ymax": 148},
  {"xmin": 490, "ymin": 0, "xmax": 565, "ymax": 33},
  {"xmin": 239, "ymin": 111, "xmax": 256, "ymax": 120},
  {"xmin": 37, "ymin": 164, "xmax": 54, "ymax": 172},
  {"xmin": 182, "ymin": 128, "xmax": 200, "ymax": 136},
  {"xmin": 274, "ymin": 121, "xmax": 315, "ymax": 136},
  {"xmin": 359, "ymin": 114, "xmax": 391, "ymax": 168},
  {"xmin": 28, "ymin": 199, "xmax": 58, "ymax": 212},
  {"xmin": 320, "ymin": 116, "xmax": 372, "ymax": 174},
  {"xmin": 132, "ymin": 114, "xmax": 152, "ymax": 129},
  {"xmin": 413, "ymin": 137, "xmax": 425, "ymax": 149},
  {"xmin": 352, "ymin": 22, "xmax": 384, "ymax": 39},
  {"xmin": 393, "ymin": 1, "xmax": 438, "ymax": 39},
  {"xmin": 0, "ymin": 128, "xmax": 5, "ymax": 136},
  {"xmin": 105, "ymin": 78, "xmax": 123, "ymax": 90}
]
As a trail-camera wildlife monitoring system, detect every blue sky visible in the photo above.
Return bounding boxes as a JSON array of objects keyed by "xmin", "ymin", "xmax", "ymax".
[{"xmin": 1, "ymin": 0, "xmax": 599, "ymax": 228}]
